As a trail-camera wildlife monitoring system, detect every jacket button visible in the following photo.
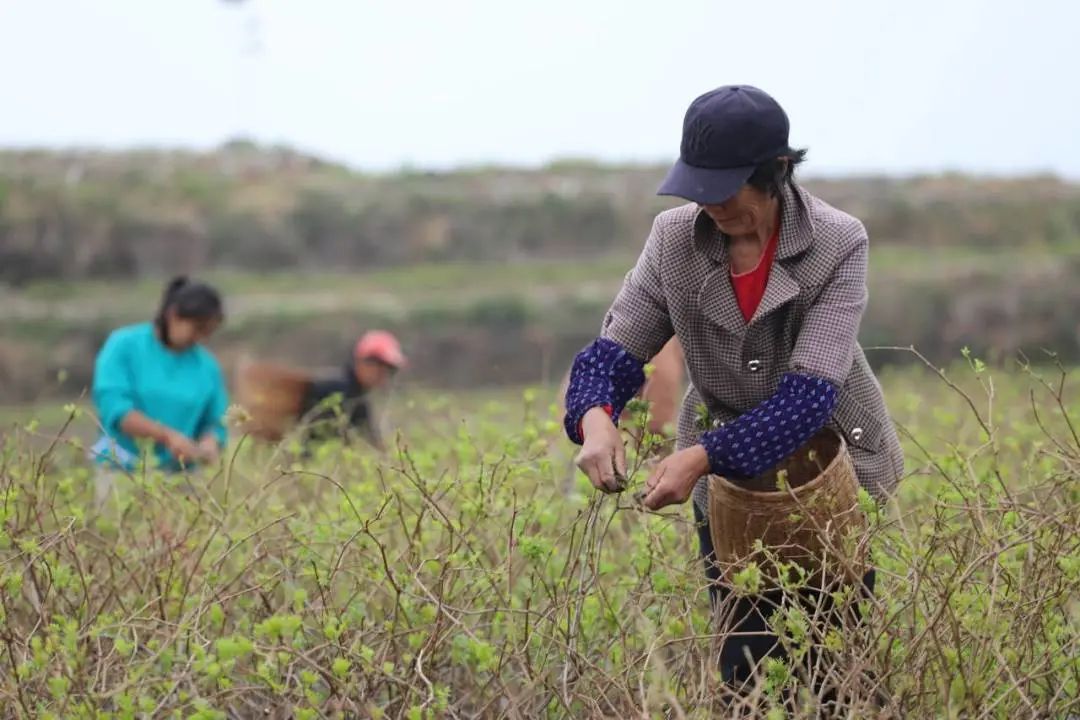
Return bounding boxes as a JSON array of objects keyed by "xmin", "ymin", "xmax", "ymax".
[
  {"xmin": 747, "ymin": 359, "xmax": 762, "ymax": 373},
  {"xmin": 851, "ymin": 427, "xmax": 864, "ymax": 442}
]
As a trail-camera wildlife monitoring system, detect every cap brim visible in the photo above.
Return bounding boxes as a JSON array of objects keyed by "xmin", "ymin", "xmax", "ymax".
[
  {"xmin": 656, "ymin": 158, "xmax": 755, "ymax": 205},
  {"xmin": 377, "ymin": 352, "xmax": 407, "ymax": 369},
  {"xmin": 357, "ymin": 349, "xmax": 407, "ymax": 369}
]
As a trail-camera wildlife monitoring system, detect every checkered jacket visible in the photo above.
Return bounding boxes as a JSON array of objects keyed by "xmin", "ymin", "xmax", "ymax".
[{"xmin": 599, "ymin": 182, "xmax": 905, "ymax": 510}]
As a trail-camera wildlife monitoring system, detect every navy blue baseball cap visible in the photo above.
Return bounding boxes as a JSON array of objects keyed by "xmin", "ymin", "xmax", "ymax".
[{"xmin": 657, "ymin": 85, "xmax": 790, "ymax": 205}]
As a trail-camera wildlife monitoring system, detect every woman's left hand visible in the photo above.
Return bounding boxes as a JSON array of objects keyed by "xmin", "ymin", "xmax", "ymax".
[{"xmin": 642, "ymin": 445, "xmax": 710, "ymax": 511}]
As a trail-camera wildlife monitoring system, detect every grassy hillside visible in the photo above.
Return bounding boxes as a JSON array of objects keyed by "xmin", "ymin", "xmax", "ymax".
[
  {"xmin": 3, "ymin": 246, "xmax": 1080, "ymax": 405},
  {"xmin": 3, "ymin": 144, "xmax": 1080, "ymax": 285},
  {"xmin": 4, "ymin": 146, "xmax": 1080, "ymax": 403}
]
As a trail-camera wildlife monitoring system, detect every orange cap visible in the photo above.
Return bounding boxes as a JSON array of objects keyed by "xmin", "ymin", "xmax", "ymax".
[{"xmin": 354, "ymin": 330, "xmax": 407, "ymax": 368}]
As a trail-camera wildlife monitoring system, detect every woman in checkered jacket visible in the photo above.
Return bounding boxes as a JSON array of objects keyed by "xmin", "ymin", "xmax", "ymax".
[{"xmin": 562, "ymin": 85, "xmax": 905, "ymax": 692}]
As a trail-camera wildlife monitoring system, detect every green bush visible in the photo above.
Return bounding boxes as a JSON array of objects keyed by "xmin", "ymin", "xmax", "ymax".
[{"xmin": 0, "ymin": 363, "xmax": 1077, "ymax": 717}]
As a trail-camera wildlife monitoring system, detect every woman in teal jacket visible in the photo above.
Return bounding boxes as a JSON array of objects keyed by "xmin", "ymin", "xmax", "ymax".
[{"xmin": 90, "ymin": 276, "xmax": 229, "ymax": 476}]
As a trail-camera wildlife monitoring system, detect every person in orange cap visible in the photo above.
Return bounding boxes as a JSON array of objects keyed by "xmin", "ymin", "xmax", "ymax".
[{"xmin": 297, "ymin": 330, "xmax": 406, "ymax": 451}]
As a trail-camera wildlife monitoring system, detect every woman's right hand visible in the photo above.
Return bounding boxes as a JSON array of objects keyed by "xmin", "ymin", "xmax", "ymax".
[
  {"xmin": 575, "ymin": 407, "xmax": 627, "ymax": 493},
  {"xmin": 162, "ymin": 429, "xmax": 202, "ymax": 465}
]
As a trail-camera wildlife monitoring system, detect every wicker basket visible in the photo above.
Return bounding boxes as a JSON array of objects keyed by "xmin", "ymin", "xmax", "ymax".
[
  {"xmin": 707, "ymin": 428, "xmax": 868, "ymax": 587},
  {"xmin": 233, "ymin": 357, "xmax": 313, "ymax": 442}
]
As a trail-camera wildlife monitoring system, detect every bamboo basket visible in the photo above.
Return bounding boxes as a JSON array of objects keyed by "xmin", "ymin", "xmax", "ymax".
[
  {"xmin": 233, "ymin": 357, "xmax": 313, "ymax": 442},
  {"xmin": 707, "ymin": 428, "xmax": 869, "ymax": 587}
]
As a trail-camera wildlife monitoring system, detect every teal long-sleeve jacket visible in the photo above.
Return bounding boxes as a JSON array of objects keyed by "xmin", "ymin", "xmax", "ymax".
[{"xmin": 90, "ymin": 322, "xmax": 229, "ymax": 471}]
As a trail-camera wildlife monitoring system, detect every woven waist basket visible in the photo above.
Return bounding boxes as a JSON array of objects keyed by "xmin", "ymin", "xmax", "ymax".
[
  {"xmin": 233, "ymin": 357, "xmax": 313, "ymax": 442},
  {"xmin": 707, "ymin": 427, "xmax": 869, "ymax": 588}
]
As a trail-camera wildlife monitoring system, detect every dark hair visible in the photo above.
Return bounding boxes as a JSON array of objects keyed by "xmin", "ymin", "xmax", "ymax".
[
  {"xmin": 746, "ymin": 146, "xmax": 808, "ymax": 197},
  {"xmin": 155, "ymin": 275, "xmax": 224, "ymax": 346}
]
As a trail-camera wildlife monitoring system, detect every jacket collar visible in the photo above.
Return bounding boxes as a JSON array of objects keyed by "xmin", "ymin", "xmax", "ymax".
[
  {"xmin": 692, "ymin": 181, "xmax": 814, "ymax": 262},
  {"xmin": 694, "ymin": 182, "xmax": 814, "ymax": 334}
]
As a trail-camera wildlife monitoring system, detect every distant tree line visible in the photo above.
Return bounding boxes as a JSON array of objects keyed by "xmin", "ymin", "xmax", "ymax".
[{"xmin": 2, "ymin": 144, "xmax": 1079, "ymax": 286}]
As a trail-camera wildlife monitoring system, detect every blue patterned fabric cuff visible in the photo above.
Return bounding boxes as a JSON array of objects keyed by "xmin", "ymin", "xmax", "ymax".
[
  {"xmin": 563, "ymin": 337, "xmax": 646, "ymax": 445},
  {"xmin": 699, "ymin": 372, "xmax": 838, "ymax": 479}
]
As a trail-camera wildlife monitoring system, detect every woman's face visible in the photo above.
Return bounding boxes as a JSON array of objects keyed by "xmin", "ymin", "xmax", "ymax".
[
  {"xmin": 165, "ymin": 309, "xmax": 221, "ymax": 349},
  {"xmin": 700, "ymin": 184, "xmax": 776, "ymax": 237},
  {"xmin": 354, "ymin": 358, "xmax": 395, "ymax": 389}
]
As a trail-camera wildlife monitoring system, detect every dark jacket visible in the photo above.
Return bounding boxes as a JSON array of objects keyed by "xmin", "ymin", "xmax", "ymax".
[{"xmin": 298, "ymin": 364, "xmax": 382, "ymax": 450}]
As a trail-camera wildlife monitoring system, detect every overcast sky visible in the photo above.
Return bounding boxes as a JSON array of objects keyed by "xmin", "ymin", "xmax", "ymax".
[{"xmin": 2, "ymin": 0, "xmax": 1078, "ymax": 176}]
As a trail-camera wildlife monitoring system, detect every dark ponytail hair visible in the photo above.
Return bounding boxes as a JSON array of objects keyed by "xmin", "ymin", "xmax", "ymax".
[
  {"xmin": 747, "ymin": 146, "xmax": 809, "ymax": 197},
  {"xmin": 155, "ymin": 275, "xmax": 225, "ymax": 346}
]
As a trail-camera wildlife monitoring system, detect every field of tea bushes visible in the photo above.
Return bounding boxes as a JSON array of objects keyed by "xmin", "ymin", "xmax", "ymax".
[{"xmin": 0, "ymin": 360, "xmax": 1077, "ymax": 718}]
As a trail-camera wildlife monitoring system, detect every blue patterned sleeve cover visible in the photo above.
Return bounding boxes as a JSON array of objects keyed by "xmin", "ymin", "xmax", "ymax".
[
  {"xmin": 563, "ymin": 337, "xmax": 646, "ymax": 445},
  {"xmin": 700, "ymin": 372, "xmax": 838, "ymax": 480}
]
